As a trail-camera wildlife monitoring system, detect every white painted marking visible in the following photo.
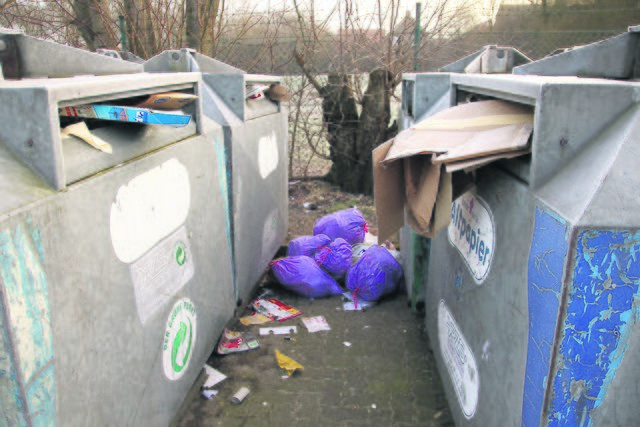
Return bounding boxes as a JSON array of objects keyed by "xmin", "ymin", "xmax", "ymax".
[
  {"xmin": 110, "ymin": 159, "xmax": 190, "ymax": 263},
  {"xmin": 258, "ymin": 131, "xmax": 279, "ymax": 179}
]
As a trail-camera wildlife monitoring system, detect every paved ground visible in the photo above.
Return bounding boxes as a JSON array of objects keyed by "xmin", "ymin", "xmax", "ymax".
[{"xmin": 171, "ymin": 281, "xmax": 454, "ymax": 427}]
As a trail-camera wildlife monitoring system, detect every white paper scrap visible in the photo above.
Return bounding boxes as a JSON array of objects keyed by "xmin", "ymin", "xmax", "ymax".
[
  {"xmin": 203, "ymin": 365, "xmax": 227, "ymax": 388},
  {"xmin": 201, "ymin": 389, "xmax": 218, "ymax": 400},
  {"xmin": 301, "ymin": 316, "xmax": 331, "ymax": 333},
  {"xmin": 259, "ymin": 326, "xmax": 297, "ymax": 336}
]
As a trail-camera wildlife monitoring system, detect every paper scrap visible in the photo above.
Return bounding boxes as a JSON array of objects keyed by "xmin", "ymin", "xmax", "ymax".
[
  {"xmin": 202, "ymin": 365, "xmax": 227, "ymax": 388},
  {"xmin": 201, "ymin": 389, "xmax": 218, "ymax": 400},
  {"xmin": 275, "ymin": 349, "xmax": 304, "ymax": 376},
  {"xmin": 301, "ymin": 316, "xmax": 331, "ymax": 333},
  {"xmin": 217, "ymin": 329, "xmax": 260, "ymax": 355},
  {"xmin": 250, "ymin": 297, "xmax": 302, "ymax": 322},
  {"xmin": 342, "ymin": 293, "xmax": 376, "ymax": 311},
  {"xmin": 61, "ymin": 122, "xmax": 112, "ymax": 153},
  {"xmin": 343, "ymin": 342, "xmax": 352, "ymax": 347},
  {"xmin": 240, "ymin": 313, "xmax": 272, "ymax": 325},
  {"xmin": 260, "ymin": 326, "xmax": 297, "ymax": 336}
]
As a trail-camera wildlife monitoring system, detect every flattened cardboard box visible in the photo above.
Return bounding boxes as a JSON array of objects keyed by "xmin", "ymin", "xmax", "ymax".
[{"xmin": 373, "ymin": 100, "xmax": 533, "ymax": 243}]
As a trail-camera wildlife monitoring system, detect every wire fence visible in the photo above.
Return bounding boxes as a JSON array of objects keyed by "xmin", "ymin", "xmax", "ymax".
[{"xmin": 216, "ymin": 29, "xmax": 623, "ymax": 75}]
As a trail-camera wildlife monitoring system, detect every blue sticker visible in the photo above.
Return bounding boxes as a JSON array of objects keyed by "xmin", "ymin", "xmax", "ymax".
[
  {"xmin": 522, "ymin": 208, "xmax": 568, "ymax": 427},
  {"xmin": 547, "ymin": 230, "xmax": 640, "ymax": 427}
]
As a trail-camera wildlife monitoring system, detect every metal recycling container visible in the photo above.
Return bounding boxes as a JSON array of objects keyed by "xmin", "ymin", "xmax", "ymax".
[
  {"xmin": 0, "ymin": 34, "xmax": 234, "ymax": 426},
  {"xmin": 401, "ymin": 29, "xmax": 640, "ymax": 427},
  {"xmin": 398, "ymin": 46, "xmax": 530, "ymax": 312},
  {"xmin": 144, "ymin": 50, "xmax": 289, "ymax": 308}
]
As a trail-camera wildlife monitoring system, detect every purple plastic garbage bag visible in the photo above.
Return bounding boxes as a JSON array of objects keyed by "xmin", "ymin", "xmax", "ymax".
[
  {"xmin": 271, "ymin": 256, "xmax": 343, "ymax": 298},
  {"xmin": 313, "ymin": 208, "xmax": 367, "ymax": 245},
  {"xmin": 287, "ymin": 234, "xmax": 332, "ymax": 257},
  {"xmin": 314, "ymin": 238, "xmax": 352, "ymax": 279},
  {"xmin": 346, "ymin": 245, "xmax": 402, "ymax": 301}
]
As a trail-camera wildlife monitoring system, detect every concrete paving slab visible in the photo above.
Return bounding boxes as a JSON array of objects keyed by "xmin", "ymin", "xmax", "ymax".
[{"xmin": 171, "ymin": 285, "xmax": 453, "ymax": 427}]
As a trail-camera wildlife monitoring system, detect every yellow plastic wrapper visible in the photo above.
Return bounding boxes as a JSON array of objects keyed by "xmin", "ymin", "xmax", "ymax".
[
  {"xmin": 275, "ymin": 349, "xmax": 304, "ymax": 376},
  {"xmin": 239, "ymin": 313, "xmax": 272, "ymax": 325}
]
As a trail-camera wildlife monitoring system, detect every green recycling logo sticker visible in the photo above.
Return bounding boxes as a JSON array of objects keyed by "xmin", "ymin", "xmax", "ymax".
[
  {"xmin": 163, "ymin": 298, "xmax": 197, "ymax": 381},
  {"xmin": 175, "ymin": 242, "xmax": 187, "ymax": 266}
]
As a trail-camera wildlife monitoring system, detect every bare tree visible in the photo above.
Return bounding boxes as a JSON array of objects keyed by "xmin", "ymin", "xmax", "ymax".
[
  {"xmin": 1, "ymin": 0, "xmax": 231, "ymax": 59},
  {"xmin": 292, "ymin": 0, "xmax": 472, "ymax": 194}
]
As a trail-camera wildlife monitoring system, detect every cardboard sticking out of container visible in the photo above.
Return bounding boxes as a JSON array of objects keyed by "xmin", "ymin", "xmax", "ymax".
[
  {"xmin": 135, "ymin": 92, "xmax": 197, "ymax": 110},
  {"xmin": 445, "ymin": 148, "xmax": 531, "ymax": 173},
  {"xmin": 373, "ymin": 100, "xmax": 533, "ymax": 243}
]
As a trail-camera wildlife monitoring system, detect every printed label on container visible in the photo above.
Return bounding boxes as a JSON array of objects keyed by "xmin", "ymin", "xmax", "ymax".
[
  {"xmin": 163, "ymin": 298, "xmax": 197, "ymax": 381},
  {"xmin": 258, "ymin": 131, "xmax": 279, "ymax": 179},
  {"xmin": 130, "ymin": 226, "xmax": 194, "ymax": 324},
  {"xmin": 438, "ymin": 300, "xmax": 479, "ymax": 419},
  {"xmin": 448, "ymin": 191, "xmax": 494, "ymax": 284},
  {"xmin": 110, "ymin": 158, "xmax": 191, "ymax": 263}
]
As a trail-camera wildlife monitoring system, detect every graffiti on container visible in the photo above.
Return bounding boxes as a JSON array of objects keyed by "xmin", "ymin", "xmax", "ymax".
[
  {"xmin": 438, "ymin": 300, "xmax": 479, "ymax": 419},
  {"xmin": 0, "ymin": 221, "xmax": 56, "ymax": 425},
  {"xmin": 448, "ymin": 191, "xmax": 494, "ymax": 284}
]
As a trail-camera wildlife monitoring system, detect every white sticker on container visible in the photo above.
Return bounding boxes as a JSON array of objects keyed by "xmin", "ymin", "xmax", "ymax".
[
  {"xmin": 448, "ymin": 190, "xmax": 494, "ymax": 284},
  {"xmin": 110, "ymin": 158, "xmax": 190, "ymax": 263},
  {"xmin": 261, "ymin": 208, "xmax": 280, "ymax": 264},
  {"xmin": 162, "ymin": 298, "xmax": 197, "ymax": 381},
  {"xmin": 438, "ymin": 300, "xmax": 479, "ymax": 419},
  {"xmin": 130, "ymin": 226, "xmax": 194, "ymax": 324},
  {"xmin": 258, "ymin": 131, "xmax": 279, "ymax": 179}
]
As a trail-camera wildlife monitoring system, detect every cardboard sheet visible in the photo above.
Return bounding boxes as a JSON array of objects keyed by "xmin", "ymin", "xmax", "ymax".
[
  {"xmin": 445, "ymin": 149, "xmax": 531, "ymax": 173},
  {"xmin": 432, "ymin": 124, "xmax": 532, "ymax": 164},
  {"xmin": 373, "ymin": 140, "xmax": 405, "ymax": 243},
  {"xmin": 372, "ymin": 99, "xmax": 534, "ymax": 241}
]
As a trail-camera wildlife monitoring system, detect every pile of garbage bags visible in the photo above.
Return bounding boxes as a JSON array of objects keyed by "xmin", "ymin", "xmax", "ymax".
[{"xmin": 270, "ymin": 208, "xmax": 403, "ymax": 302}]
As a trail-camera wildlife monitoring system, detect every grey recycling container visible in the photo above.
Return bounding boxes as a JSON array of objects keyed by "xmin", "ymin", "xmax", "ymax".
[
  {"xmin": 398, "ymin": 46, "xmax": 530, "ymax": 312},
  {"xmin": 144, "ymin": 50, "xmax": 289, "ymax": 308},
  {"xmin": 0, "ymin": 33, "xmax": 234, "ymax": 426},
  {"xmin": 400, "ymin": 29, "xmax": 640, "ymax": 427}
]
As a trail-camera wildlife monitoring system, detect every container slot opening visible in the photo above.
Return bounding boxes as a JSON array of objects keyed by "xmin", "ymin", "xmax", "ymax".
[
  {"xmin": 244, "ymin": 82, "xmax": 282, "ymax": 120},
  {"xmin": 59, "ymin": 88, "xmax": 199, "ymax": 186}
]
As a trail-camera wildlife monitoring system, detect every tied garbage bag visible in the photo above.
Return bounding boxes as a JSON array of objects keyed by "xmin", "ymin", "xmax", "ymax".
[
  {"xmin": 314, "ymin": 238, "xmax": 352, "ymax": 279},
  {"xmin": 271, "ymin": 256, "xmax": 343, "ymax": 298},
  {"xmin": 313, "ymin": 208, "xmax": 367, "ymax": 245},
  {"xmin": 287, "ymin": 234, "xmax": 331, "ymax": 257},
  {"xmin": 346, "ymin": 246, "xmax": 403, "ymax": 301}
]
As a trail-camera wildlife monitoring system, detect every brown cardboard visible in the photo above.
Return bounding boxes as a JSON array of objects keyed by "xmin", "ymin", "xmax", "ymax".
[
  {"xmin": 372, "ymin": 99, "xmax": 533, "ymax": 242},
  {"xmin": 432, "ymin": 123, "xmax": 532, "ymax": 164},
  {"xmin": 136, "ymin": 92, "xmax": 198, "ymax": 110},
  {"xmin": 445, "ymin": 148, "xmax": 531, "ymax": 173},
  {"xmin": 404, "ymin": 157, "xmax": 440, "ymax": 232},
  {"xmin": 373, "ymin": 141, "xmax": 405, "ymax": 243}
]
